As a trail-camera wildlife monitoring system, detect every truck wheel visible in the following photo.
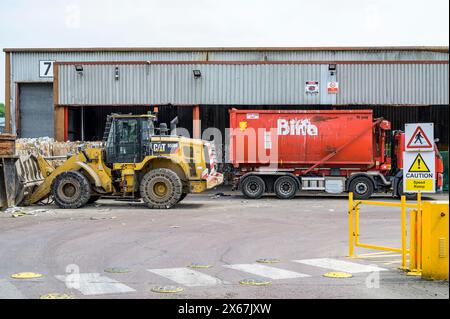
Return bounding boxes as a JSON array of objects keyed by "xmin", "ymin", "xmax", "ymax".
[
  {"xmin": 397, "ymin": 179, "xmax": 418, "ymax": 200},
  {"xmin": 274, "ymin": 176, "xmax": 298, "ymax": 199},
  {"xmin": 140, "ymin": 168, "xmax": 182, "ymax": 209},
  {"xmin": 241, "ymin": 176, "xmax": 265, "ymax": 199},
  {"xmin": 349, "ymin": 177, "xmax": 374, "ymax": 200},
  {"xmin": 51, "ymin": 171, "xmax": 91, "ymax": 209}
]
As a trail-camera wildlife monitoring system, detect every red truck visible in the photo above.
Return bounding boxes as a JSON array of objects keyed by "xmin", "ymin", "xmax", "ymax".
[{"xmin": 229, "ymin": 109, "xmax": 444, "ymax": 200}]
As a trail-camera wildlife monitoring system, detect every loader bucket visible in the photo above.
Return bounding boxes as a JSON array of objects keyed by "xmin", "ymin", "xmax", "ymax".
[
  {"xmin": 0, "ymin": 155, "xmax": 46, "ymax": 209},
  {"xmin": 15, "ymin": 155, "xmax": 46, "ymax": 206}
]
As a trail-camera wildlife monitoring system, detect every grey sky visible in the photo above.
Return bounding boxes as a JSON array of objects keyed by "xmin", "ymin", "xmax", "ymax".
[{"xmin": 0, "ymin": 0, "xmax": 449, "ymax": 103}]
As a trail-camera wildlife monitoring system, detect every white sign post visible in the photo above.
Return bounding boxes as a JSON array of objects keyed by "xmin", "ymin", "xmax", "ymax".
[{"xmin": 403, "ymin": 123, "xmax": 436, "ymax": 194}]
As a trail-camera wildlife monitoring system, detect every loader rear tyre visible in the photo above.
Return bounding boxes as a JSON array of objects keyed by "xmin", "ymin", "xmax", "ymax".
[
  {"xmin": 51, "ymin": 171, "xmax": 91, "ymax": 209},
  {"xmin": 274, "ymin": 176, "xmax": 298, "ymax": 200},
  {"xmin": 241, "ymin": 176, "xmax": 265, "ymax": 199},
  {"xmin": 140, "ymin": 169, "xmax": 182, "ymax": 209},
  {"xmin": 397, "ymin": 179, "xmax": 418, "ymax": 201},
  {"xmin": 349, "ymin": 177, "xmax": 374, "ymax": 200}
]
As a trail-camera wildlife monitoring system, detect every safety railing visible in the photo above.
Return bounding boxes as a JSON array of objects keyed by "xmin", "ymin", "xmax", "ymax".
[{"xmin": 348, "ymin": 192, "xmax": 422, "ymax": 272}]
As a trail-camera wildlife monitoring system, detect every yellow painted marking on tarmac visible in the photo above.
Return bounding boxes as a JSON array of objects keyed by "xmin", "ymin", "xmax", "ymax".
[
  {"xmin": 239, "ymin": 279, "xmax": 272, "ymax": 286},
  {"xmin": 40, "ymin": 293, "xmax": 75, "ymax": 299},
  {"xmin": 151, "ymin": 286, "xmax": 184, "ymax": 294},
  {"xmin": 104, "ymin": 267, "xmax": 131, "ymax": 274},
  {"xmin": 323, "ymin": 272, "xmax": 353, "ymax": 278},
  {"xmin": 256, "ymin": 258, "xmax": 281, "ymax": 264},
  {"xmin": 11, "ymin": 272, "xmax": 43, "ymax": 279},
  {"xmin": 187, "ymin": 263, "xmax": 213, "ymax": 269}
]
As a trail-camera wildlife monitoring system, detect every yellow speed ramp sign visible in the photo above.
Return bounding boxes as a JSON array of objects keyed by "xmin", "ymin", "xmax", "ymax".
[{"xmin": 403, "ymin": 152, "xmax": 436, "ymax": 193}]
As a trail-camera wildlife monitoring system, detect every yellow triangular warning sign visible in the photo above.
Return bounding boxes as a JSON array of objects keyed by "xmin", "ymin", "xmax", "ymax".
[{"xmin": 408, "ymin": 153, "xmax": 431, "ymax": 172}]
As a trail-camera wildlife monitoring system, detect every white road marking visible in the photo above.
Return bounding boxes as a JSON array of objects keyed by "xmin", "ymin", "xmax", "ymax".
[
  {"xmin": 148, "ymin": 268, "xmax": 226, "ymax": 287},
  {"xmin": 55, "ymin": 273, "xmax": 135, "ymax": 296},
  {"xmin": 293, "ymin": 258, "xmax": 388, "ymax": 273},
  {"xmin": 223, "ymin": 264, "xmax": 310, "ymax": 279},
  {"xmin": 0, "ymin": 279, "xmax": 26, "ymax": 299}
]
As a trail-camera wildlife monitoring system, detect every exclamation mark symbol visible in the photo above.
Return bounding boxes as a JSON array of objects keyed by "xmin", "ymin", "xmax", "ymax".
[{"xmin": 418, "ymin": 158, "xmax": 421, "ymax": 170}]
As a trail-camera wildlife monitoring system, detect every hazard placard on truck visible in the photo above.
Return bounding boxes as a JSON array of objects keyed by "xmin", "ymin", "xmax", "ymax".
[{"xmin": 403, "ymin": 151, "xmax": 436, "ymax": 193}]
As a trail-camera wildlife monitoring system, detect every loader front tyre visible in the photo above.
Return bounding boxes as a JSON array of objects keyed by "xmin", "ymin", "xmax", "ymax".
[
  {"xmin": 140, "ymin": 169, "xmax": 182, "ymax": 209},
  {"xmin": 51, "ymin": 171, "xmax": 91, "ymax": 209},
  {"xmin": 349, "ymin": 176, "xmax": 374, "ymax": 200}
]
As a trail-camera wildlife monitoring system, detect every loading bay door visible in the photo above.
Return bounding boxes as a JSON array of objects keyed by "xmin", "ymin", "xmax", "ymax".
[{"xmin": 19, "ymin": 83, "xmax": 54, "ymax": 138}]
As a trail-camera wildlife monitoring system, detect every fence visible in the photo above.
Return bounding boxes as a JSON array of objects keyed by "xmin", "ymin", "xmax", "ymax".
[{"xmin": 348, "ymin": 193, "xmax": 423, "ymax": 272}]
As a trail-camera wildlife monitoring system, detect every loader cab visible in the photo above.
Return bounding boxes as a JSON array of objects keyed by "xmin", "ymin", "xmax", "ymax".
[{"xmin": 104, "ymin": 114, "xmax": 156, "ymax": 164}]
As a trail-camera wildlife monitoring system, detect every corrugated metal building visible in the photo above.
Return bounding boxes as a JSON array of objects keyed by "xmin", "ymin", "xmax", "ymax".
[{"xmin": 3, "ymin": 47, "xmax": 449, "ymax": 150}]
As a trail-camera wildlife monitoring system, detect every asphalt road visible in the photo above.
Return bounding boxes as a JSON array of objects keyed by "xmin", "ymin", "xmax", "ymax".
[{"xmin": 0, "ymin": 190, "xmax": 448, "ymax": 299}]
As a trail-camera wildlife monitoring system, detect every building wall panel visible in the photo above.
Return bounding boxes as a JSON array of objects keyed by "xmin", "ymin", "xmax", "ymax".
[
  {"xmin": 58, "ymin": 63, "xmax": 449, "ymax": 106},
  {"xmin": 6, "ymin": 48, "xmax": 449, "ymax": 134}
]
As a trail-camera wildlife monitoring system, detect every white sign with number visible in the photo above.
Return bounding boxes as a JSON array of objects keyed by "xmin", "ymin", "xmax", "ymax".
[{"xmin": 39, "ymin": 60, "xmax": 55, "ymax": 78}]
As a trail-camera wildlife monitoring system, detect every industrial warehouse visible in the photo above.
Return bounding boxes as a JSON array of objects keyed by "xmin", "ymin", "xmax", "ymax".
[
  {"xmin": 1, "ymin": 45, "xmax": 449, "ymax": 302},
  {"xmin": 3, "ymin": 47, "xmax": 449, "ymax": 152}
]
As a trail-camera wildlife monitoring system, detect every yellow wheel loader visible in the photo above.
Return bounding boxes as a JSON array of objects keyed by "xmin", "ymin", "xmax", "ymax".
[{"xmin": 16, "ymin": 113, "xmax": 223, "ymax": 209}]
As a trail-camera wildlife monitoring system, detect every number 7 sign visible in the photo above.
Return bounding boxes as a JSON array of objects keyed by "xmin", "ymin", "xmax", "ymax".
[{"xmin": 39, "ymin": 60, "xmax": 55, "ymax": 78}]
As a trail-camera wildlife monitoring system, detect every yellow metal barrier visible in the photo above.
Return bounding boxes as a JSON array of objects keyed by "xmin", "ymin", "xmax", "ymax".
[
  {"xmin": 348, "ymin": 193, "xmax": 421, "ymax": 271},
  {"xmin": 349, "ymin": 192, "xmax": 449, "ymax": 280}
]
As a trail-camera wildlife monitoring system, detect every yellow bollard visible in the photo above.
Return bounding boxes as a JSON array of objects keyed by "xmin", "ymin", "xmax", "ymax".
[
  {"xmin": 421, "ymin": 201, "xmax": 449, "ymax": 281},
  {"xmin": 355, "ymin": 204, "xmax": 360, "ymax": 246},
  {"xmin": 348, "ymin": 192, "xmax": 354, "ymax": 257},
  {"xmin": 409, "ymin": 210, "xmax": 417, "ymax": 271},
  {"xmin": 401, "ymin": 196, "xmax": 407, "ymax": 270},
  {"xmin": 417, "ymin": 208, "xmax": 422, "ymax": 271}
]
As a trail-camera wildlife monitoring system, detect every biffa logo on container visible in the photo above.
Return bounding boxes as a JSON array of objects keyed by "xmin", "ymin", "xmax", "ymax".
[{"xmin": 277, "ymin": 119, "xmax": 318, "ymax": 136}]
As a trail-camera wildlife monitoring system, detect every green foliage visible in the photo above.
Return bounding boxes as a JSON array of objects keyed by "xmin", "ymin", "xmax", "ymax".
[{"xmin": 0, "ymin": 103, "xmax": 5, "ymax": 117}]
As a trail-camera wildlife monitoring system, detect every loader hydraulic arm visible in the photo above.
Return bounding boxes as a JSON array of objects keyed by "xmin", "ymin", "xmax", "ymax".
[{"xmin": 26, "ymin": 150, "xmax": 113, "ymax": 205}]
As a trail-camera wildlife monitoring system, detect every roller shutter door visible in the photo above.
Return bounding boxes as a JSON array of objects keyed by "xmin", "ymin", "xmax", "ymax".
[{"xmin": 19, "ymin": 83, "xmax": 54, "ymax": 138}]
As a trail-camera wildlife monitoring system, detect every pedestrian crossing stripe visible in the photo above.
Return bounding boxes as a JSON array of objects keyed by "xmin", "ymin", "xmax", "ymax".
[
  {"xmin": 55, "ymin": 273, "xmax": 135, "ymax": 296},
  {"xmin": 408, "ymin": 153, "xmax": 431, "ymax": 173},
  {"xmin": 293, "ymin": 258, "xmax": 388, "ymax": 273},
  {"xmin": 223, "ymin": 264, "xmax": 310, "ymax": 279},
  {"xmin": 406, "ymin": 126, "xmax": 433, "ymax": 149},
  {"xmin": 147, "ymin": 268, "xmax": 227, "ymax": 287},
  {"xmin": 5, "ymin": 258, "xmax": 394, "ymax": 297}
]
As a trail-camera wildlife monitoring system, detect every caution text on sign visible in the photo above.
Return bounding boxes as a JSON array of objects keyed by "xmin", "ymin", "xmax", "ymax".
[{"xmin": 403, "ymin": 152, "xmax": 435, "ymax": 193}]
